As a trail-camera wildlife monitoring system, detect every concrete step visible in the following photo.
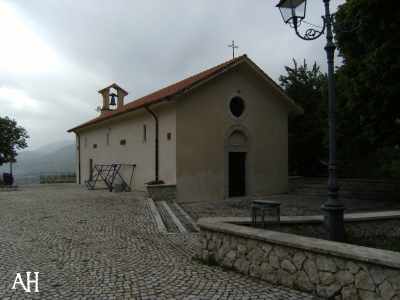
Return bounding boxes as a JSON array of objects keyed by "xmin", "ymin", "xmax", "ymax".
[{"xmin": 148, "ymin": 198, "xmax": 199, "ymax": 233}]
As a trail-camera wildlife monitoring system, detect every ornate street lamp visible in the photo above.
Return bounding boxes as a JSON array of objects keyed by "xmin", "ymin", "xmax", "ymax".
[{"xmin": 276, "ymin": 0, "xmax": 362, "ymax": 241}]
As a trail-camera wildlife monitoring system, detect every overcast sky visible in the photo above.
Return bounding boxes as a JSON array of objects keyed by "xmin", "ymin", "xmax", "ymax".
[{"xmin": 1, "ymin": 0, "xmax": 345, "ymax": 151}]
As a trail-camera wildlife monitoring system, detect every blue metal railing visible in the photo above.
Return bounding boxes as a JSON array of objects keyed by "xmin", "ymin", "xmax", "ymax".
[{"xmin": 5, "ymin": 172, "xmax": 76, "ymax": 185}]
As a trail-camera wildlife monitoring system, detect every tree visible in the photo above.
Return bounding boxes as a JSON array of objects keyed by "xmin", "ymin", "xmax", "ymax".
[
  {"xmin": 0, "ymin": 116, "xmax": 29, "ymax": 166},
  {"xmin": 329, "ymin": 0, "xmax": 400, "ymax": 179},
  {"xmin": 279, "ymin": 60, "xmax": 328, "ymax": 177},
  {"xmin": 334, "ymin": 0, "xmax": 400, "ymax": 150}
]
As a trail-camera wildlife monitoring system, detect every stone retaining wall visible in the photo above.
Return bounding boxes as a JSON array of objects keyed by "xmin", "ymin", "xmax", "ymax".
[
  {"xmin": 303, "ymin": 178, "xmax": 400, "ymax": 189},
  {"xmin": 146, "ymin": 184, "xmax": 176, "ymax": 202},
  {"xmin": 198, "ymin": 212, "xmax": 400, "ymax": 300},
  {"xmin": 0, "ymin": 185, "xmax": 18, "ymax": 192}
]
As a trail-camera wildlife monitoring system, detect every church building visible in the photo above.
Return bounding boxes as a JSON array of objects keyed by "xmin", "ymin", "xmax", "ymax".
[{"xmin": 68, "ymin": 55, "xmax": 303, "ymax": 203}]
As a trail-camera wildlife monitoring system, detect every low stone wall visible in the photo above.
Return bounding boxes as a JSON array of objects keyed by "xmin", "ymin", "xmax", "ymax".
[
  {"xmin": 304, "ymin": 178, "xmax": 400, "ymax": 189},
  {"xmin": 277, "ymin": 212, "xmax": 400, "ymax": 240},
  {"xmin": 40, "ymin": 177, "xmax": 76, "ymax": 184},
  {"xmin": 289, "ymin": 177, "xmax": 400, "ymax": 190},
  {"xmin": 0, "ymin": 185, "xmax": 18, "ymax": 192},
  {"xmin": 198, "ymin": 212, "xmax": 400, "ymax": 300},
  {"xmin": 146, "ymin": 184, "xmax": 176, "ymax": 201}
]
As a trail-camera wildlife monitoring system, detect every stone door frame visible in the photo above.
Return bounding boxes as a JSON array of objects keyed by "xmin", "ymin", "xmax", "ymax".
[{"xmin": 225, "ymin": 125, "xmax": 251, "ymax": 198}]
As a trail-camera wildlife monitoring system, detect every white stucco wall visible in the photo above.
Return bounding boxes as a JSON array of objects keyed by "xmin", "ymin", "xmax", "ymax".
[
  {"xmin": 175, "ymin": 66, "xmax": 291, "ymax": 203},
  {"xmin": 74, "ymin": 101, "xmax": 176, "ymax": 191}
]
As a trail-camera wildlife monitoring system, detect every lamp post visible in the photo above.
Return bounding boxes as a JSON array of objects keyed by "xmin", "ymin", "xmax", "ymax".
[
  {"xmin": 9, "ymin": 141, "xmax": 14, "ymax": 185},
  {"xmin": 276, "ymin": 0, "xmax": 362, "ymax": 242}
]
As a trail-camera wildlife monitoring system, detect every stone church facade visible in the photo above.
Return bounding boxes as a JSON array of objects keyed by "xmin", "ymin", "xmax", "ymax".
[{"xmin": 68, "ymin": 55, "xmax": 303, "ymax": 203}]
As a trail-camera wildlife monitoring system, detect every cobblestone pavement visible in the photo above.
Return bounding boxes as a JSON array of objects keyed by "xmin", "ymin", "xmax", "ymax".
[{"xmin": 0, "ymin": 184, "xmax": 315, "ymax": 299}]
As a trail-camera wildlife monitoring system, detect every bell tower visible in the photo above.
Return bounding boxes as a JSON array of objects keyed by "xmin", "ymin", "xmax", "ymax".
[{"xmin": 98, "ymin": 83, "xmax": 129, "ymax": 115}]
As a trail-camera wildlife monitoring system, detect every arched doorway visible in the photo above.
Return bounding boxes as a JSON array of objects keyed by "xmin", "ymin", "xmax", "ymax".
[{"xmin": 225, "ymin": 126, "xmax": 251, "ymax": 198}]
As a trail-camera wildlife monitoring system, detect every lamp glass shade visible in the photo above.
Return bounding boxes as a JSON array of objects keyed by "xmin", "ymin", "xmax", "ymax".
[{"xmin": 276, "ymin": 0, "xmax": 306, "ymax": 24}]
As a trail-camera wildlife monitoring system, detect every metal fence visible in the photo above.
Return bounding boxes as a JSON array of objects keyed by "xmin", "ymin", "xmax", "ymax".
[{"xmin": 5, "ymin": 172, "xmax": 76, "ymax": 185}]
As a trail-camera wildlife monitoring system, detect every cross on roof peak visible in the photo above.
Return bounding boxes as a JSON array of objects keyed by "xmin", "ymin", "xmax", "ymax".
[{"xmin": 228, "ymin": 40, "xmax": 239, "ymax": 59}]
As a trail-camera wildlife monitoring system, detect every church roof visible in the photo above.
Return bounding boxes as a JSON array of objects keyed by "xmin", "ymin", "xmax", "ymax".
[{"xmin": 68, "ymin": 54, "xmax": 301, "ymax": 132}]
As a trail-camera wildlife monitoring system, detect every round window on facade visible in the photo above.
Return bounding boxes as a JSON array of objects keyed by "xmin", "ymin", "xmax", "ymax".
[
  {"xmin": 230, "ymin": 97, "xmax": 245, "ymax": 117},
  {"xmin": 227, "ymin": 94, "xmax": 248, "ymax": 121}
]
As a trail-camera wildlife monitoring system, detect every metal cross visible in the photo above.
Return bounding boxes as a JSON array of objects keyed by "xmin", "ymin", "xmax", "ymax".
[{"xmin": 228, "ymin": 40, "xmax": 238, "ymax": 59}]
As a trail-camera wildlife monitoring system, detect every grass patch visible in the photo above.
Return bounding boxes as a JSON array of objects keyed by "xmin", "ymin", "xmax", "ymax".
[
  {"xmin": 192, "ymin": 254, "xmax": 218, "ymax": 266},
  {"xmin": 345, "ymin": 236, "xmax": 400, "ymax": 252}
]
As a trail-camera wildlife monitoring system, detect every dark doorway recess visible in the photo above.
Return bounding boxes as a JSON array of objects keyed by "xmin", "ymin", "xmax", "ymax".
[{"xmin": 229, "ymin": 152, "xmax": 246, "ymax": 197}]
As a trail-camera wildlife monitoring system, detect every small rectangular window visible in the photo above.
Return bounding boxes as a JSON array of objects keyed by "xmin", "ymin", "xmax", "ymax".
[
  {"xmin": 143, "ymin": 124, "xmax": 147, "ymax": 141},
  {"xmin": 167, "ymin": 132, "xmax": 171, "ymax": 140},
  {"xmin": 89, "ymin": 159, "xmax": 93, "ymax": 180}
]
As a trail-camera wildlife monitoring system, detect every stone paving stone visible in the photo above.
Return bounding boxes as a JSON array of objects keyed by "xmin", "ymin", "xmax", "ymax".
[{"xmin": 0, "ymin": 184, "xmax": 315, "ymax": 299}]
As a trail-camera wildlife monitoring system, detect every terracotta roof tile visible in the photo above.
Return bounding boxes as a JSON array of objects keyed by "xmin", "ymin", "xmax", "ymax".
[{"xmin": 68, "ymin": 55, "xmax": 247, "ymax": 132}]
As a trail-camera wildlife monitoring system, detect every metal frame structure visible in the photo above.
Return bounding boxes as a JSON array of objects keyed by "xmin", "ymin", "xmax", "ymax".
[{"xmin": 84, "ymin": 164, "xmax": 136, "ymax": 192}]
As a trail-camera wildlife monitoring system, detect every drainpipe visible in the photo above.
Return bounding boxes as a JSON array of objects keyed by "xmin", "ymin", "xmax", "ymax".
[
  {"xmin": 145, "ymin": 106, "xmax": 158, "ymax": 181},
  {"xmin": 75, "ymin": 132, "xmax": 81, "ymax": 184}
]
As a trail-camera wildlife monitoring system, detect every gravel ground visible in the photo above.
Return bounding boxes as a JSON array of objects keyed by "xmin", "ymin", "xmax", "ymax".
[{"xmin": 180, "ymin": 193, "xmax": 400, "ymax": 222}]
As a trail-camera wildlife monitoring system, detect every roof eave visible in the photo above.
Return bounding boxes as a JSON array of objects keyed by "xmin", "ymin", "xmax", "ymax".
[
  {"xmin": 68, "ymin": 56, "xmax": 247, "ymax": 133},
  {"xmin": 243, "ymin": 57, "xmax": 304, "ymax": 116}
]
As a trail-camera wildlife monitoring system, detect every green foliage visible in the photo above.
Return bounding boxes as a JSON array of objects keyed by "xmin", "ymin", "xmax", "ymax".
[
  {"xmin": 340, "ymin": 147, "xmax": 400, "ymax": 180},
  {"xmin": 192, "ymin": 254, "xmax": 218, "ymax": 266},
  {"xmin": 334, "ymin": 0, "xmax": 400, "ymax": 150},
  {"xmin": 279, "ymin": 60, "xmax": 328, "ymax": 177},
  {"xmin": 345, "ymin": 233, "xmax": 400, "ymax": 253},
  {"xmin": 327, "ymin": 0, "xmax": 400, "ymax": 179},
  {"xmin": 0, "ymin": 116, "xmax": 29, "ymax": 166}
]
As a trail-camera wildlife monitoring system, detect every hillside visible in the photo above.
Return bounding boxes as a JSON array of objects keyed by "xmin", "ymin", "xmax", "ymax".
[
  {"xmin": 0, "ymin": 141, "xmax": 76, "ymax": 175},
  {"xmin": 34, "ymin": 139, "xmax": 75, "ymax": 153}
]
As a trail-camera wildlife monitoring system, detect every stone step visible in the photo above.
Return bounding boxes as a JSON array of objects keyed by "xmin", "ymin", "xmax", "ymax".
[{"xmin": 148, "ymin": 198, "xmax": 198, "ymax": 233}]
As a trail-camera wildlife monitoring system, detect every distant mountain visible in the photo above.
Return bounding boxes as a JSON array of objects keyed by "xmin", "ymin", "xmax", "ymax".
[
  {"xmin": 0, "ymin": 141, "xmax": 76, "ymax": 175},
  {"xmin": 34, "ymin": 139, "xmax": 75, "ymax": 153}
]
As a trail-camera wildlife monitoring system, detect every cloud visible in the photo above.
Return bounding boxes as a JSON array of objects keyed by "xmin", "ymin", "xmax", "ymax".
[
  {"xmin": 0, "ymin": 0, "xmax": 346, "ymax": 151},
  {"xmin": 0, "ymin": 2, "xmax": 60, "ymax": 73}
]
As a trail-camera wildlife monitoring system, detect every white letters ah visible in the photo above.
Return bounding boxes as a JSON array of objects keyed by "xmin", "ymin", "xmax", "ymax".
[{"xmin": 12, "ymin": 272, "xmax": 39, "ymax": 292}]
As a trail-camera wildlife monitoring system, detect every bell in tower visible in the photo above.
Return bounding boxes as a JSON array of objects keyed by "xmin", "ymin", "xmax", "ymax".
[
  {"xmin": 98, "ymin": 83, "xmax": 129, "ymax": 115},
  {"xmin": 109, "ymin": 93, "xmax": 117, "ymax": 106}
]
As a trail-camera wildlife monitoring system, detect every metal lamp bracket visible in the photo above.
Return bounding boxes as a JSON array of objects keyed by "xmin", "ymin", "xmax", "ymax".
[
  {"xmin": 332, "ymin": 13, "xmax": 363, "ymax": 33},
  {"xmin": 291, "ymin": 13, "xmax": 363, "ymax": 41},
  {"xmin": 292, "ymin": 16, "xmax": 326, "ymax": 41}
]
